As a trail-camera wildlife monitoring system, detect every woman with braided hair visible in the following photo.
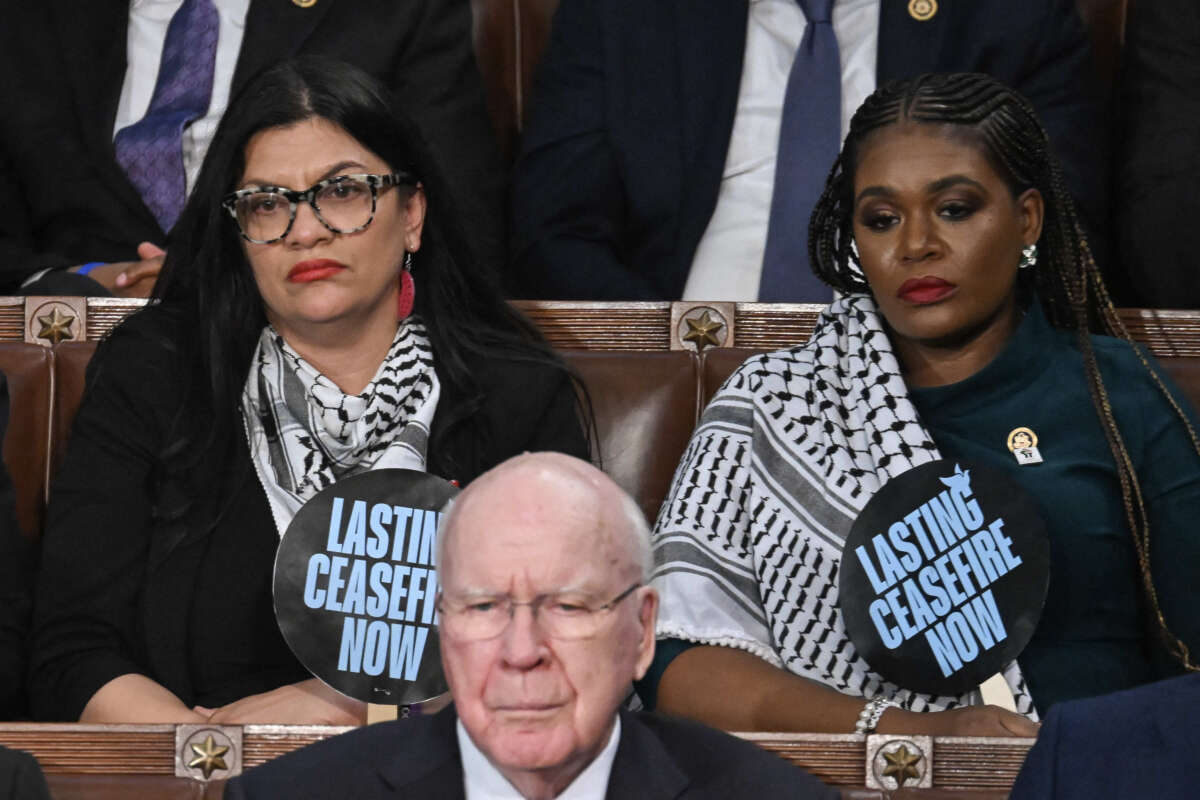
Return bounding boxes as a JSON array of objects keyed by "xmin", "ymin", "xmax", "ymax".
[{"xmin": 640, "ymin": 73, "xmax": 1200, "ymax": 736}]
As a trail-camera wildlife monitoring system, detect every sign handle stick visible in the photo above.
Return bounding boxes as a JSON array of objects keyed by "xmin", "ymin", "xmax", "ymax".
[
  {"xmin": 367, "ymin": 703, "xmax": 399, "ymax": 724},
  {"xmin": 978, "ymin": 673, "xmax": 1017, "ymax": 712}
]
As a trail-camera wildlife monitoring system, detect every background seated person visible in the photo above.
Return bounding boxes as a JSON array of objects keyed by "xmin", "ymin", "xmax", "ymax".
[
  {"xmin": 225, "ymin": 452, "xmax": 837, "ymax": 800},
  {"xmin": 0, "ymin": 407, "xmax": 34, "ymax": 720},
  {"xmin": 1010, "ymin": 672, "xmax": 1200, "ymax": 799},
  {"xmin": 0, "ymin": 0, "xmax": 502, "ymax": 297},
  {"xmin": 509, "ymin": 0, "xmax": 1108, "ymax": 302},
  {"xmin": 29, "ymin": 59, "xmax": 586, "ymax": 725},
  {"xmin": 0, "ymin": 745, "xmax": 51, "ymax": 800},
  {"xmin": 1012, "ymin": 671, "xmax": 1200, "ymax": 796},
  {"xmin": 1117, "ymin": 0, "xmax": 1200, "ymax": 309},
  {"xmin": 642, "ymin": 73, "xmax": 1200, "ymax": 736}
]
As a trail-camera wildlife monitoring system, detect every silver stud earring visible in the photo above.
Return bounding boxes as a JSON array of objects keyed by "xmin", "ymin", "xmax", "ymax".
[{"xmin": 1018, "ymin": 244, "xmax": 1037, "ymax": 270}]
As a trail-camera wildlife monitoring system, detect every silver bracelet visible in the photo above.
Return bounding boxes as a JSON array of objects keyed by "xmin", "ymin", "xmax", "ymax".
[{"xmin": 854, "ymin": 697, "xmax": 896, "ymax": 735}]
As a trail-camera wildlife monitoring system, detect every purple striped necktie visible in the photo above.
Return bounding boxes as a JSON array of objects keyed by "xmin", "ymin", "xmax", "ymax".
[
  {"xmin": 114, "ymin": 0, "xmax": 220, "ymax": 232},
  {"xmin": 758, "ymin": 0, "xmax": 840, "ymax": 301}
]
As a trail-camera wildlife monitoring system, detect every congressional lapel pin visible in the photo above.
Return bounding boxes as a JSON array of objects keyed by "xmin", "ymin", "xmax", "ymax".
[
  {"xmin": 292, "ymin": 0, "xmax": 317, "ymax": 8},
  {"xmin": 1006, "ymin": 427, "xmax": 1043, "ymax": 466},
  {"xmin": 908, "ymin": 0, "xmax": 937, "ymax": 21}
]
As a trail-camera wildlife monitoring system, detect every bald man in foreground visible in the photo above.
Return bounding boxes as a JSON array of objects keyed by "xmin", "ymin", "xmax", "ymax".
[{"xmin": 225, "ymin": 453, "xmax": 835, "ymax": 799}]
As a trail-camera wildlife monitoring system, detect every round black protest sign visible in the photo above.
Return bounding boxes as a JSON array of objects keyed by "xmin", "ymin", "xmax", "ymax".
[
  {"xmin": 274, "ymin": 469, "xmax": 457, "ymax": 705},
  {"xmin": 839, "ymin": 460, "xmax": 1049, "ymax": 696}
]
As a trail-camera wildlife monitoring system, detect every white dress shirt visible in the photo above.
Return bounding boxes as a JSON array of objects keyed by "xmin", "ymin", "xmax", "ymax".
[
  {"xmin": 684, "ymin": 0, "xmax": 878, "ymax": 302},
  {"xmin": 458, "ymin": 717, "xmax": 622, "ymax": 800},
  {"xmin": 114, "ymin": 0, "xmax": 252, "ymax": 196}
]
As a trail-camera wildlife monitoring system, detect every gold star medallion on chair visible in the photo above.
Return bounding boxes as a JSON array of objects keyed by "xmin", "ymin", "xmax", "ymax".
[{"xmin": 187, "ymin": 734, "xmax": 230, "ymax": 779}]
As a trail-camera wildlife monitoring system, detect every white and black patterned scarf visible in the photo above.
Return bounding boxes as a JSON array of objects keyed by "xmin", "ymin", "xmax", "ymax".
[
  {"xmin": 652, "ymin": 294, "xmax": 1037, "ymax": 718},
  {"xmin": 242, "ymin": 318, "xmax": 440, "ymax": 536}
]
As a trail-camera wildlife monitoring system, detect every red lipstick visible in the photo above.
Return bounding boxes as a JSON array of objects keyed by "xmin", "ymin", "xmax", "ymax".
[
  {"xmin": 897, "ymin": 276, "xmax": 956, "ymax": 304},
  {"xmin": 288, "ymin": 258, "xmax": 347, "ymax": 283}
]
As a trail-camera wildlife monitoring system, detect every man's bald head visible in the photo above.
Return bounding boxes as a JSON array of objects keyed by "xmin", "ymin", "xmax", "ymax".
[
  {"xmin": 435, "ymin": 453, "xmax": 659, "ymax": 798},
  {"xmin": 437, "ymin": 452, "xmax": 652, "ymax": 583}
]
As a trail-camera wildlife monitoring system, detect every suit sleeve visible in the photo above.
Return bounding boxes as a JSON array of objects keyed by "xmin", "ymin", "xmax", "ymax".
[
  {"xmin": 0, "ymin": 17, "xmax": 76, "ymax": 290},
  {"xmin": 523, "ymin": 368, "xmax": 590, "ymax": 460},
  {"xmin": 222, "ymin": 777, "xmax": 248, "ymax": 800},
  {"xmin": 489, "ymin": 359, "xmax": 589, "ymax": 462},
  {"xmin": 509, "ymin": 0, "xmax": 660, "ymax": 300},
  {"xmin": 1115, "ymin": 0, "xmax": 1200, "ymax": 307},
  {"xmin": 392, "ymin": 0, "xmax": 506, "ymax": 273},
  {"xmin": 1009, "ymin": 703, "xmax": 1062, "ymax": 798},
  {"xmin": 0, "ymin": 747, "xmax": 51, "ymax": 800},
  {"xmin": 28, "ymin": 321, "xmax": 168, "ymax": 720},
  {"xmin": 1017, "ymin": 0, "xmax": 1111, "ymax": 266}
]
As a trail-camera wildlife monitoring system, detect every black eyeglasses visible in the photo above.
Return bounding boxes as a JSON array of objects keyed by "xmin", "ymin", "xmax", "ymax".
[
  {"xmin": 437, "ymin": 583, "xmax": 643, "ymax": 641},
  {"xmin": 221, "ymin": 171, "xmax": 416, "ymax": 244}
]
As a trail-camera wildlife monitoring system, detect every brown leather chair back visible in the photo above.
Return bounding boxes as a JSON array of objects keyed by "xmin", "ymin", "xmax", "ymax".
[
  {"xmin": 0, "ymin": 344, "xmax": 52, "ymax": 539},
  {"xmin": 566, "ymin": 350, "xmax": 700, "ymax": 522},
  {"xmin": 1076, "ymin": 0, "xmax": 1128, "ymax": 87},
  {"xmin": 1157, "ymin": 358, "xmax": 1200, "ymax": 414},
  {"xmin": 470, "ymin": 0, "xmax": 562, "ymax": 163},
  {"xmin": 46, "ymin": 775, "xmax": 225, "ymax": 800}
]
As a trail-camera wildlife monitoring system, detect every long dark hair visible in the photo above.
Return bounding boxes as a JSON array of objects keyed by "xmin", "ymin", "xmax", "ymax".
[
  {"xmin": 149, "ymin": 57, "xmax": 577, "ymax": 510},
  {"xmin": 810, "ymin": 72, "xmax": 1198, "ymax": 670}
]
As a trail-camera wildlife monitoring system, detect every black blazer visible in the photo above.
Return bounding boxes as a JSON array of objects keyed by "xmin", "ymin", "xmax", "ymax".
[
  {"xmin": 0, "ymin": 0, "xmax": 504, "ymax": 291},
  {"xmin": 1116, "ymin": 0, "xmax": 1200, "ymax": 307},
  {"xmin": 225, "ymin": 705, "xmax": 839, "ymax": 798},
  {"xmin": 0, "ymin": 746, "xmax": 51, "ymax": 800},
  {"xmin": 29, "ymin": 308, "xmax": 587, "ymax": 720},
  {"xmin": 510, "ymin": 0, "xmax": 1108, "ymax": 300},
  {"xmin": 1010, "ymin": 673, "xmax": 1200, "ymax": 799}
]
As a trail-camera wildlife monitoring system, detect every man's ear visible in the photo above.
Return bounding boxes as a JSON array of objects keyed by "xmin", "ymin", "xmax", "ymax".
[{"xmin": 632, "ymin": 588, "xmax": 659, "ymax": 682}]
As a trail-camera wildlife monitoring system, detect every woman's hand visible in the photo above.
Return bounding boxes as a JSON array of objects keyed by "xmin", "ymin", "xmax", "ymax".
[
  {"xmin": 196, "ymin": 679, "xmax": 366, "ymax": 726},
  {"xmin": 879, "ymin": 704, "xmax": 1039, "ymax": 738},
  {"xmin": 657, "ymin": 645, "xmax": 1038, "ymax": 737},
  {"xmin": 80, "ymin": 674, "xmax": 208, "ymax": 723}
]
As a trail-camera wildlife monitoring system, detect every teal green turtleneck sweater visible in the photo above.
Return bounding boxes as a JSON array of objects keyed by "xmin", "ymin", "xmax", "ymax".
[
  {"xmin": 908, "ymin": 303, "xmax": 1200, "ymax": 712},
  {"xmin": 640, "ymin": 303, "xmax": 1200, "ymax": 716}
]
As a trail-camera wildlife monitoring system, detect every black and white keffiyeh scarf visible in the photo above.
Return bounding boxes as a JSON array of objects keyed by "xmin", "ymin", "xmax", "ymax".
[
  {"xmin": 242, "ymin": 318, "xmax": 440, "ymax": 536},
  {"xmin": 652, "ymin": 293, "xmax": 1037, "ymax": 718}
]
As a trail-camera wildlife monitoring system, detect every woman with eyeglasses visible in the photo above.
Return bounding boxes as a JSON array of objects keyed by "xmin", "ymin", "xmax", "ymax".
[{"xmin": 29, "ymin": 58, "xmax": 588, "ymax": 724}]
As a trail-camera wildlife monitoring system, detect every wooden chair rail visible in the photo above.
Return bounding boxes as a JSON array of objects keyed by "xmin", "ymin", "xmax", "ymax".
[
  {"xmin": 8, "ymin": 296, "xmax": 1200, "ymax": 358},
  {"xmin": 0, "ymin": 723, "xmax": 1032, "ymax": 793}
]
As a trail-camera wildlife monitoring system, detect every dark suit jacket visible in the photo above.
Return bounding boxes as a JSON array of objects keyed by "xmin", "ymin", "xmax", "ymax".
[
  {"xmin": 0, "ymin": 746, "xmax": 51, "ymax": 800},
  {"xmin": 225, "ymin": 705, "xmax": 838, "ymax": 798},
  {"xmin": 28, "ymin": 307, "xmax": 587, "ymax": 720},
  {"xmin": 1117, "ymin": 0, "xmax": 1200, "ymax": 308},
  {"xmin": 0, "ymin": 441, "xmax": 35, "ymax": 720},
  {"xmin": 1010, "ymin": 672, "xmax": 1200, "ymax": 799},
  {"xmin": 510, "ymin": 0, "xmax": 1108, "ymax": 300},
  {"xmin": 0, "ymin": 0, "xmax": 503, "ymax": 292}
]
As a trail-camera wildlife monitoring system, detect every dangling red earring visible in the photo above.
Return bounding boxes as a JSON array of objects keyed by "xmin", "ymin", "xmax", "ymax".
[{"xmin": 398, "ymin": 251, "xmax": 415, "ymax": 320}]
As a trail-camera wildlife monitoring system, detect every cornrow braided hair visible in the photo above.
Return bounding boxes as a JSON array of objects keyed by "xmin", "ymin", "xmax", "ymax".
[{"xmin": 809, "ymin": 72, "xmax": 1198, "ymax": 671}]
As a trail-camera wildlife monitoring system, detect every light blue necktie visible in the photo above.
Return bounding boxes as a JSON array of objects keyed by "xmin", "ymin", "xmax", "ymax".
[
  {"xmin": 114, "ymin": 0, "xmax": 220, "ymax": 232},
  {"xmin": 759, "ymin": 0, "xmax": 840, "ymax": 301}
]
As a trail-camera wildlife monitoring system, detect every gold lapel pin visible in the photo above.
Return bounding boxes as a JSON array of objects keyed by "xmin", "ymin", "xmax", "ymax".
[
  {"xmin": 292, "ymin": 0, "xmax": 318, "ymax": 8},
  {"xmin": 908, "ymin": 0, "xmax": 938, "ymax": 22},
  {"xmin": 1006, "ymin": 427, "xmax": 1044, "ymax": 466}
]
